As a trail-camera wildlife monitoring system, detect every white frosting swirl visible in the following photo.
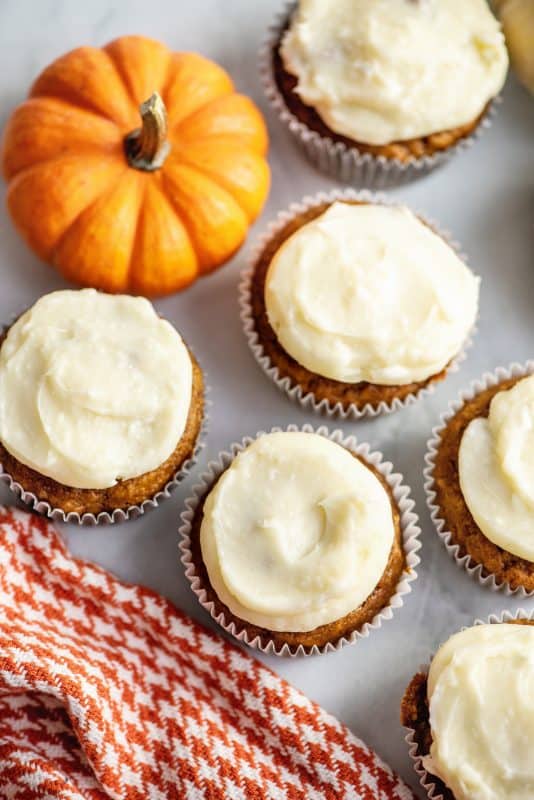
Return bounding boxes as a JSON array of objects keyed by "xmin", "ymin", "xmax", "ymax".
[
  {"xmin": 200, "ymin": 431, "xmax": 396, "ymax": 632},
  {"xmin": 424, "ymin": 623, "xmax": 534, "ymax": 800},
  {"xmin": 0, "ymin": 290, "xmax": 193, "ymax": 490},
  {"xmin": 281, "ymin": 0, "xmax": 508, "ymax": 145},
  {"xmin": 459, "ymin": 374, "xmax": 534, "ymax": 561},
  {"xmin": 265, "ymin": 203, "xmax": 479, "ymax": 385}
]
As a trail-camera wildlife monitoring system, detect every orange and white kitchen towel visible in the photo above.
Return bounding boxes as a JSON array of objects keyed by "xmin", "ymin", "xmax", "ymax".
[{"xmin": 0, "ymin": 506, "xmax": 415, "ymax": 800}]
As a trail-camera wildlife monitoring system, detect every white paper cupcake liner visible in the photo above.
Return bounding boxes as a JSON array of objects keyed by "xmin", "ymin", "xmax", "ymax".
[
  {"xmin": 260, "ymin": 2, "xmax": 500, "ymax": 187},
  {"xmin": 0, "ymin": 309, "xmax": 210, "ymax": 524},
  {"xmin": 179, "ymin": 423, "xmax": 421, "ymax": 657},
  {"xmin": 239, "ymin": 188, "xmax": 477, "ymax": 419},
  {"xmin": 424, "ymin": 360, "xmax": 534, "ymax": 595},
  {"xmin": 404, "ymin": 607, "xmax": 534, "ymax": 800}
]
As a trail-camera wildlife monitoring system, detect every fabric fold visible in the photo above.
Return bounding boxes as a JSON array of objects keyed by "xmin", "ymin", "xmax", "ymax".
[{"xmin": 0, "ymin": 506, "xmax": 414, "ymax": 800}]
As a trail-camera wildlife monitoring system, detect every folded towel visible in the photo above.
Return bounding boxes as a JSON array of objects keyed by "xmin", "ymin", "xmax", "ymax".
[{"xmin": 0, "ymin": 506, "xmax": 415, "ymax": 800}]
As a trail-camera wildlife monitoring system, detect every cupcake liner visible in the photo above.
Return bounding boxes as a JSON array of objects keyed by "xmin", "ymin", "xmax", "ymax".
[
  {"xmin": 239, "ymin": 187, "xmax": 477, "ymax": 419},
  {"xmin": 404, "ymin": 607, "xmax": 534, "ymax": 800},
  {"xmin": 260, "ymin": 2, "xmax": 500, "ymax": 188},
  {"xmin": 424, "ymin": 360, "xmax": 534, "ymax": 595},
  {"xmin": 178, "ymin": 423, "xmax": 421, "ymax": 657},
  {"xmin": 0, "ymin": 308, "xmax": 210, "ymax": 524}
]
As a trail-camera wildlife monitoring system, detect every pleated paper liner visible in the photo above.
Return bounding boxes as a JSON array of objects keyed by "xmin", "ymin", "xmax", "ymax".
[
  {"xmin": 424, "ymin": 360, "xmax": 534, "ymax": 596},
  {"xmin": 179, "ymin": 424, "xmax": 421, "ymax": 657},
  {"xmin": 404, "ymin": 608, "xmax": 534, "ymax": 800},
  {"xmin": 260, "ymin": 1, "xmax": 500, "ymax": 188},
  {"xmin": 239, "ymin": 187, "xmax": 477, "ymax": 419}
]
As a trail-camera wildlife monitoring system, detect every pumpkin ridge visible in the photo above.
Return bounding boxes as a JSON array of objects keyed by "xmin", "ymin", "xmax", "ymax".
[
  {"xmin": 171, "ymin": 93, "xmax": 269, "ymax": 156},
  {"xmin": 105, "ymin": 37, "xmax": 172, "ymax": 111},
  {"xmin": 5, "ymin": 141, "xmax": 125, "ymax": 180},
  {"xmin": 30, "ymin": 91, "xmax": 124, "ymax": 129},
  {"xmin": 173, "ymin": 139, "xmax": 270, "ymax": 224},
  {"xmin": 31, "ymin": 48, "xmax": 138, "ymax": 128},
  {"xmin": 49, "ymin": 164, "xmax": 131, "ymax": 266},
  {"xmin": 162, "ymin": 52, "xmax": 235, "ymax": 131},
  {"xmin": 124, "ymin": 177, "xmax": 149, "ymax": 291},
  {"xmin": 170, "ymin": 156, "xmax": 250, "ymax": 219},
  {"xmin": 1, "ymin": 97, "xmax": 123, "ymax": 181},
  {"xmin": 161, "ymin": 162, "xmax": 248, "ymax": 274},
  {"xmin": 52, "ymin": 168, "xmax": 144, "ymax": 292},
  {"xmin": 6, "ymin": 155, "xmax": 125, "ymax": 261},
  {"xmin": 159, "ymin": 169, "xmax": 201, "ymax": 254},
  {"xmin": 129, "ymin": 179, "xmax": 200, "ymax": 295},
  {"xmin": 104, "ymin": 42, "xmax": 146, "ymax": 110}
]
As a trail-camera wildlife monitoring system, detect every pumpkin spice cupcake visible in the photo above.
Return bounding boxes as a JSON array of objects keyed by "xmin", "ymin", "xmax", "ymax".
[
  {"xmin": 179, "ymin": 426, "xmax": 421, "ymax": 656},
  {"xmin": 261, "ymin": 0, "xmax": 508, "ymax": 185},
  {"xmin": 425, "ymin": 362, "xmax": 534, "ymax": 594},
  {"xmin": 0, "ymin": 289, "xmax": 205, "ymax": 523},
  {"xmin": 401, "ymin": 612, "xmax": 534, "ymax": 800},
  {"xmin": 240, "ymin": 190, "xmax": 479, "ymax": 418}
]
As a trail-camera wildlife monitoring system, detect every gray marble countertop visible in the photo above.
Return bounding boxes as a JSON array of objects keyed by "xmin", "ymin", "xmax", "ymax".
[{"xmin": 0, "ymin": 1, "xmax": 533, "ymax": 794}]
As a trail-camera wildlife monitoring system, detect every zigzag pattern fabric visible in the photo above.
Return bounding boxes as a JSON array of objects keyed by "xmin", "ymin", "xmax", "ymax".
[{"xmin": 0, "ymin": 506, "xmax": 415, "ymax": 800}]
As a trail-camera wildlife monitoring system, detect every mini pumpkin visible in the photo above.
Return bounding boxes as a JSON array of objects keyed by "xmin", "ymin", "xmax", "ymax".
[{"xmin": 1, "ymin": 36, "xmax": 270, "ymax": 296}]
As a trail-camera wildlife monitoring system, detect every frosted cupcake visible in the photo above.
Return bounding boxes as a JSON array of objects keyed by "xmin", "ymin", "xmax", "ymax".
[
  {"xmin": 401, "ymin": 620, "xmax": 534, "ymax": 800},
  {"xmin": 427, "ymin": 367, "xmax": 534, "ymax": 592},
  {"xmin": 181, "ymin": 429, "xmax": 421, "ymax": 654},
  {"xmin": 264, "ymin": 0, "xmax": 508, "ymax": 183},
  {"xmin": 243, "ymin": 197, "xmax": 479, "ymax": 416},
  {"xmin": 0, "ymin": 289, "xmax": 204, "ymax": 520}
]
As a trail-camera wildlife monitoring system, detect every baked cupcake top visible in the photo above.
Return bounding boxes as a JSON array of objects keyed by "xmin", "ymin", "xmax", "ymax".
[
  {"xmin": 280, "ymin": 0, "xmax": 508, "ymax": 145},
  {"xmin": 459, "ymin": 373, "xmax": 534, "ymax": 561},
  {"xmin": 0, "ymin": 289, "xmax": 192, "ymax": 489},
  {"xmin": 200, "ymin": 431, "xmax": 395, "ymax": 632},
  {"xmin": 423, "ymin": 623, "xmax": 534, "ymax": 800},
  {"xmin": 265, "ymin": 202, "xmax": 479, "ymax": 386}
]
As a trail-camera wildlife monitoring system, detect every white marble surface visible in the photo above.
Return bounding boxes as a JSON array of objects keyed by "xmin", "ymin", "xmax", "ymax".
[{"xmin": 0, "ymin": 1, "xmax": 533, "ymax": 794}]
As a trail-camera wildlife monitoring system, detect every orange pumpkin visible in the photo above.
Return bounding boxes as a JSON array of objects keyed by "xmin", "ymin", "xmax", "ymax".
[{"xmin": 1, "ymin": 36, "xmax": 270, "ymax": 296}]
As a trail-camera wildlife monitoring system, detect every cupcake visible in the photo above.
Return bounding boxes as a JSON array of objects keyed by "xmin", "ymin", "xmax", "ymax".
[
  {"xmin": 0, "ymin": 289, "xmax": 205, "ymax": 522},
  {"xmin": 401, "ymin": 617, "xmax": 534, "ymax": 800},
  {"xmin": 180, "ymin": 427, "xmax": 421, "ymax": 655},
  {"xmin": 426, "ymin": 364, "xmax": 534, "ymax": 593},
  {"xmin": 263, "ymin": 0, "xmax": 508, "ymax": 185},
  {"xmin": 240, "ymin": 192, "xmax": 479, "ymax": 418}
]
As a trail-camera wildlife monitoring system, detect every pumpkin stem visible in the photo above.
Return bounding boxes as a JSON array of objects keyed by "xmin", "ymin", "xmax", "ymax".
[{"xmin": 125, "ymin": 92, "xmax": 170, "ymax": 171}]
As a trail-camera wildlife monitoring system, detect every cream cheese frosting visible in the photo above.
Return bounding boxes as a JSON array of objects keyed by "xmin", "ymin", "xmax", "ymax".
[
  {"xmin": 265, "ymin": 202, "xmax": 479, "ymax": 386},
  {"xmin": 200, "ymin": 431, "xmax": 395, "ymax": 632},
  {"xmin": 423, "ymin": 623, "xmax": 534, "ymax": 800},
  {"xmin": 459, "ymin": 374, "xmax": 534, "ymax": 561},
  {"xmin": 281, "ymin": 0, "xmax": 508, "ymax": 145},
  {"xmin": 0, "ymin": 289, "xmax": 193, "ymax": 490}
]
